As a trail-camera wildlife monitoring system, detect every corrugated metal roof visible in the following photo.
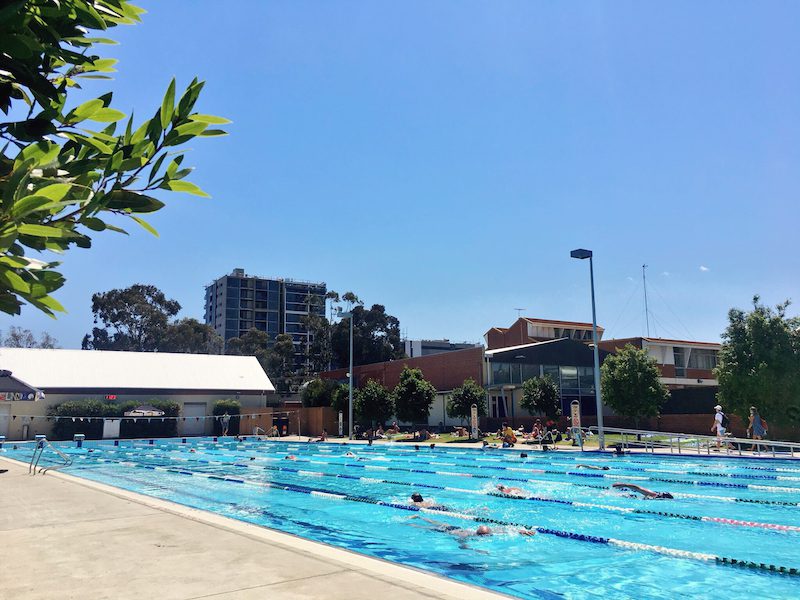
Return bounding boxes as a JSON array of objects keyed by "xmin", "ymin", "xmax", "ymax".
[{"xmin": 0, "ymin": 348, "xmax": 274, "ymax": 392}]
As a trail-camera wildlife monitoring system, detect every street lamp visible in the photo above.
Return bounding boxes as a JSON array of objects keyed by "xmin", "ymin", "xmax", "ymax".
[
  {"xmin": 570, "ymin": 248, "xmax": 605, "ymax": 450},
  {"xmin": 337, "ymin": 308, "xmax": 354, "ymax": 439}
]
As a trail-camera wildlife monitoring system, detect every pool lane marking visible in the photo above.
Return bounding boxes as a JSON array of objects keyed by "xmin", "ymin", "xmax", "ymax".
[
  {"xmin": 119, "ymin": 439, "xmax": 800, "ymax": 484},
  {"xmin": 165, "ymin": 444, "xmax": 800, "ymax": 491},
  {"xmin": 86, "ymin": 457, "xmax": 800, "ymax": 576},
  {"xmin": 74, "ymin": 452, "xmax": 800, "ymax": 533},
  {"xmin": 75, "ymin": 448, "xmax": 800, "ymax": 507}
]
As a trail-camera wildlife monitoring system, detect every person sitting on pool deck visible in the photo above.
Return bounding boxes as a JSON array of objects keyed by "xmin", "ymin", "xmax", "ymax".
[
  {"xmin": 612, "ymin": 483, "xmax": 673, "ymax": 499},
  {"xmin": 495, "ymin": 484, "xmax": 527, "ymax": 497},
  {"xmin": 575, "ymin": 464, "xmax": 610, "ymax": 470}
]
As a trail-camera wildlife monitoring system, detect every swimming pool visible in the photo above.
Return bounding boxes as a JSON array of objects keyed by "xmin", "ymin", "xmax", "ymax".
[{"xmin": 4, "ymin": 438, "xmax": 800, "ymax": 599}]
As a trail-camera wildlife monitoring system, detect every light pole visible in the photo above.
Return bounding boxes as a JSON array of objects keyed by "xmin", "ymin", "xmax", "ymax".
[
  {"xmin": 338, "ymin": 308, "xmax": 354, "ymax": 439},
  {"xmin": 570, "ymin": 248, "xmax": 605, "ymax": 450}
]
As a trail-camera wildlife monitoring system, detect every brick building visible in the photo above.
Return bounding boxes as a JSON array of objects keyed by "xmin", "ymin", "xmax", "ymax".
[{"xmin": 485, "ymin": 317, "xmax": 604, "ymax": 350}]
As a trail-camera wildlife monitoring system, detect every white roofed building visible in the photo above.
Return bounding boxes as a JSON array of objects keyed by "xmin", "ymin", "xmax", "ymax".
[{"xmin": 0, "ymin": 348, "xmax": 274, "ymax": 440}]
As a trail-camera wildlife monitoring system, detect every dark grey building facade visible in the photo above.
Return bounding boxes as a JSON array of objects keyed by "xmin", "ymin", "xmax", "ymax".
[{"xmin": 204, "ymin": 268, "xmax": 326, "ymax": 368}]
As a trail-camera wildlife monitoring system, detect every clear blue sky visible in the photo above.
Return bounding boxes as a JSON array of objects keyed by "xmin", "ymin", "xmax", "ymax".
[{"xmin": 3, "ymin": 1, "xmax": 799, "ymax": 348}]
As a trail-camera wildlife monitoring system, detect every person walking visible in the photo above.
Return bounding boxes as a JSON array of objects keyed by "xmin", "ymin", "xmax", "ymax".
[
  {"xmin": 221, "ymin": 412, "xmax": 231, "ymax": 436},
  {"xmin": 747, "ymin": 406, "xmax": 768, "ymax": 451},
  {"xmin": 710, "ymin": 404, "xmax": 728, "ymax": 450}
]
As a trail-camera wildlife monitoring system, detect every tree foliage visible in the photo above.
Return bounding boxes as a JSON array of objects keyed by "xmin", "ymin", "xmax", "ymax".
[
  {"xmin": 331, "ymin": 301, "xmax": 403, "ymax": 368},
  {"xmin": 82, "ymin": 284, "xmax": 180, "ymax": 351},
  {"xmin": 601, "ymin": 344, "xmax": 669, "ymax": 426},
  {"xmin": 1, "ymin": 325, "xmax": 58, "ymax": 348},
  {"xmin": 520, "ymin": 375, "xmax": 562, "ymax": 419},
  {"xmin": 330, "ymin": 382, "xmax": 350, "ymax": 415},
  {"xmin": 355, "ymin": 379, "xmax": 394, "ymax": 425},
  {"xmin": 715, "ymin": 297, "xmax": 800, "ymax": 427},
  {"xmin": 0, "ymin": 1, "xmax": 228, "ymax": 317},
  {"xmin": 226, "ymin": 328, "xmax": 296, "ymax": 393},
  {"xmin": 393, "ymin": 366, "xmax": 436, "ymax": 424},
  {"xmin": 447, "ymin": 378, "xmax": 486, "ymax": 421},
  {"xmin": 301, "ymin": 377, "xmax": 339, "ymax": 407},
  {"xmin": 160, "ymin": 317, "xmax": 223, "ymax": 354},
  {"xmin": 82, "ymin": 284, "xmax": 221, "ymax": 353}
]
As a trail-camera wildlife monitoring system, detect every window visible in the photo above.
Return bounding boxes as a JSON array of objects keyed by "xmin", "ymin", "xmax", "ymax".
[
  {"xmin": 226, "ymin": 277, "xmax": 240, "ymax": 288},
  {"xmin": 673, "ymin": 347, "xmax": 687, "ymax": 377},
  {"xmin": 491, "ymin": 362, "xmax": 512, "ymax": 385},
  {"xmin": 255, "ymin": 280, "xmax": 269, "ymax": 290},
  {"xmin": 688, "ymin": 349, "xmax": 718, "ymax": 370},
  {"xmin": 543, "ymin": 365, "xmax": 560, "ymax": 388},
  {"xmin": 226, "ymin": 308, "xmax": 238, "ymax": 319},
  {"xmin": 225, "ymin": 298, "xmax": 238, "ymax": 309},
  {"xmin": 578, "ymin": 367, "xmax": 595, "ymax": 392},
  {"xmin": 560, "ymin": 366, "xmax": 579, "ymax": 392},
  {"xmin": 239, "ymin": 310, "xmax": 252, "ymax": 320},
  {"xmin": 521, "ymin": 363, "xmax": 541, "ymax": 381}
]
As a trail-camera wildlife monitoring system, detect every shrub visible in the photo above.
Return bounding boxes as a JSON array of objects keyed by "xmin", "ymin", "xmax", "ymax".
[{"xmin": 48, "ymin": 398, "xmax": 180, "ymax": 440}]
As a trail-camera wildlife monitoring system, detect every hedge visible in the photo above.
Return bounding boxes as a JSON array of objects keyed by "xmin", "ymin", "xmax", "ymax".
[{"xmin": 48, "ymin": 399, "xmax": 180, "ymax": 440}]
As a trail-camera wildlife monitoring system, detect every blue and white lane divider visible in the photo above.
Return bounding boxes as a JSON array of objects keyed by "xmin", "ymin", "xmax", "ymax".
[
  {"xmin": 73, "ymin": 446, "xmax": 800, "ymax": 506},
  {"xmin": 183, "ymin": 442, "xmax": 800, "ymax": 490},
  {"xmin": 95, "ymin": 457, "xmax": 800, "ymax": 577},
  {"xmin": 116, "ymin": 438, "xmax": 800, "ymax": 484},
  {"xmin": 74, "ymin": 452, "xmax": 800, "ymax": 533}
]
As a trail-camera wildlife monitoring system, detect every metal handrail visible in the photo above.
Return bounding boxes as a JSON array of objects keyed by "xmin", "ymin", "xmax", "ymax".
[
  {"xmin": 28, "ymin": 437, "xmax": 73, "ymax": 475},
  {"xmin": 588, "ymin": 426, "xmax": 800, "ymax": 458}
]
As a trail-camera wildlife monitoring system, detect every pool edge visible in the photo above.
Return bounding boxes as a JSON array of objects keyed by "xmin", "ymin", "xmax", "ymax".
[{"xmin": 0, "ymin": 454, "xmax": 514, "ymax": 600}]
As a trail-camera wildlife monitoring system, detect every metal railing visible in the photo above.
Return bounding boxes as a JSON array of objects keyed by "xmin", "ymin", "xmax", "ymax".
[
  {"xmin": 28, "ymin": 437, "xmax": 73, "ymax": 475},
  {"xmin": 588, "ymin": 426, "xmax": 800, "ymax": 458}
]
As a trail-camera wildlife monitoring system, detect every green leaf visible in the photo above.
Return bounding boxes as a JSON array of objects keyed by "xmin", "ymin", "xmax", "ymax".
[
  {"xmin": 148, "ymin": 152, "xmax": 168, "ymax": 183},
  {"xmin": 163, "ymin": 180, "xmax": 210, "ymax": 197},
  {"xmin": 173, "ymin": 121, "xmax": 207, "ymax": 137},
  {"xmin": 91, "ymin": 108, "xmax": 126, "ymax": 122},
  {"xmin": 131, "ymin": 216, "xmax": 159, "ymax": 237},
  {"xmin": 107, "ymin": 190, "xmax": 166, "ymax": 213},
  {"xmin": 18, "ymin": 224, "xmax": 67, "ymax": 238},
  {"xmin": 88, "ymin": 58, "xmax": 118, "ymax": 72},
  {"xmin": 161, "ymin": 78, "xmax": 176, "ymax": 129},
  {"xmin": 82, "ymin": 218, "xmax": 107, "ymax": 232},
  {"xmin": 16, "ymin": 141, "xmax": 60, "ymax": 167},
  {"xmin": 0, "ymin": 267, "xmax": 31, "ymax": 294},
  {"xmin": 12, "ymin": 195, "xmax": 67, "ymax": 218},
  {"xmin": 36, "ymin": 183, "xmax": 72, "ymax": 201},
  {"xmin": 67, "ymin": 99, "xmax": 104, "ymax": 123},
  {"xmin": 189, "ymin": 114, "xmax": 232, "ymax": 125},
  {"xmin": 199, "ymin": 129, "xmax": 228, "ymax": 137}
]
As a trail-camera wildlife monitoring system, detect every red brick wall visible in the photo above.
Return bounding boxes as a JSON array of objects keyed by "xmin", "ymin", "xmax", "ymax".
[{"xmin": 321, "ymin": 347, "xmax": 484, "ymax": 392}]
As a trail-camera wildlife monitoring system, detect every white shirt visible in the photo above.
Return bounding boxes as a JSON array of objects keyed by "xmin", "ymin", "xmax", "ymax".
[{"xmin": 714, "ymin": 412, "xmax": 724, "ymax": 431}]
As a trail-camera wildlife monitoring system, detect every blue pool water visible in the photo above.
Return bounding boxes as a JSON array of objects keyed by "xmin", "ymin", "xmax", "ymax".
[{"xmin": 4, "ymin": 438, "xmax": 800, "ymax": 599}]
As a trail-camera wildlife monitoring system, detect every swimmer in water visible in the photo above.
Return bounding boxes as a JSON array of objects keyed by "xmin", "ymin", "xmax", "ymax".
[
  {"xmin": 345, "ymin": 451, "xmax": 356, "ymax": 458},
  {"xmin": 612, "ymin": 483, "xmax": 673, "ymax": 499},
  {"xmin": 285, "ymin": 455, "xmax": 297, "ymax": 461},
  {"xmin": 575, "ymin": 464, "xmax": 609, "ymax": 470},
  {"xmin": 409, "ymin": 493, "xmax": 448, "ymax": 511},
  {"xmin": 408, "ymin": 516, "xmax": 534, "ymax": 551},
  {"xmin": 495, "ymin": 484, "xmax": 527, "ymax": 497}
]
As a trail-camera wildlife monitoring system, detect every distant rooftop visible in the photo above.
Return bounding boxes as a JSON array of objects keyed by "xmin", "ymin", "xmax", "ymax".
[
  {"xmin": 206, "ymin": 268, "xmax": 326, "ymax": 288},
  {"xmin": 0, "ymin": 348, "xmax": 275, "ymax": 392}
]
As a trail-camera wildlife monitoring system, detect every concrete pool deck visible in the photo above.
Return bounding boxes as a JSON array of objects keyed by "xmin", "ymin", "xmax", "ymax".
[{"xmin": 0, "ymin": 458, "xmax": 510, "ymax": 600}]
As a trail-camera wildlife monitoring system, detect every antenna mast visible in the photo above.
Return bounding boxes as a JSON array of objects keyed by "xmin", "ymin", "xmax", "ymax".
[
  {"xmin": 514, "ymin": 308, "xmax": 526, "ymax": 319},
  {"xmin": 642, "ymin": 264, "xmax": 650, "ymax": 337}
]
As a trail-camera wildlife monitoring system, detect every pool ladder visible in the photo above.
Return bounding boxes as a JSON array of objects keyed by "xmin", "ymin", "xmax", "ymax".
[{"xmin": 29, "ymin": 435, "xmax": 73, "ymax": 475}]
